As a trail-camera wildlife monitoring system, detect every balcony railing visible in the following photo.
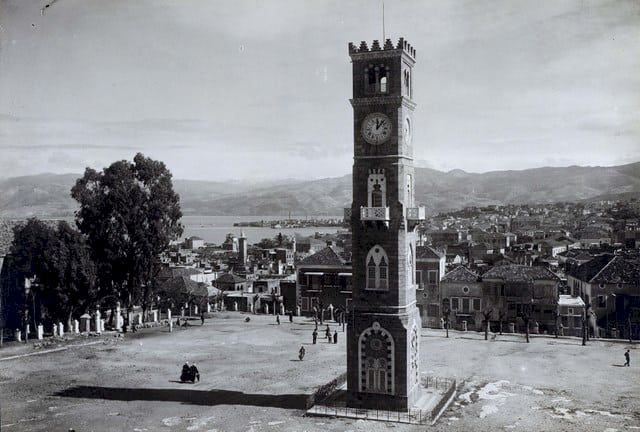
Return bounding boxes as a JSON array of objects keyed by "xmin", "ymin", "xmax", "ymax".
[
  {"xmin": 406, "ymin": 206, "xmax": 426, "ymax": 221},
  {"xmin": 360, "ymin": 206, "xmax": 390, "ymax": 221}
]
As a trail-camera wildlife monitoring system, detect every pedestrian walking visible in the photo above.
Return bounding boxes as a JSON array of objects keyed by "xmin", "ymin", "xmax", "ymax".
[
  {"xmin": 625, "ymin": 349, "xmax": 630, "ymax": 367},
  {"xmin": 325, "ymin": 325, "xmax": 331, "ymax": 338},
  {"xmin": 200, "ymin": 313, "xmax": 205, "ymax": 326},
  {"xmin": 289, "ymin": 312, "xmax": 293, "ymax": 323},
  {"xmin": 333, "ymin": 330, "xmax": 338, "ymax": 344},
  {"xmin": 312, "ymin": 329, "xmax": 318, "ymax": 344},
  {"xmin": 298, "ymin": 346, "xmax": 306, "ymax": 361},
  {"xmin": 276, "ymin": 315, "xmax": 280, "ymax": 325}
]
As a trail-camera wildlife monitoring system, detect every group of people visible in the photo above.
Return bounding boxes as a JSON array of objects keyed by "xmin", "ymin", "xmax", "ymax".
[
  {"xmin": 180, "ymin": 362, "xmax": 200, "ymax": 383},
  {"xmin": 311, "ymin": 325, "xmax": 338, "ymax": 345}
]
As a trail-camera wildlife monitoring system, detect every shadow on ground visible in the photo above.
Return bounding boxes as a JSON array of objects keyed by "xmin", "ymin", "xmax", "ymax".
[{"xmin": 54, "ymin": 386, "xmax": 310, "ymax": 409}]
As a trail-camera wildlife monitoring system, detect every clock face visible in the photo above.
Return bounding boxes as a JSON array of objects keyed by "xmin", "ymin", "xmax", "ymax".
[
  {"xmin": 403, "ymin": 117, "xmax": 412, "ymax": 146},
  {"xmin": 362, "ymin": 113, "xmax": 392, "ymax": 145}
]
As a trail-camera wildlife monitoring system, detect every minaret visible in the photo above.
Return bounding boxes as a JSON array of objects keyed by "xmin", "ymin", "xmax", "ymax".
[
  {"xmin": 346, "ymin": 38, "xmax": 425, "ymax": 410},
  {"xmin": 239, "ymin": 230, "xmax": 247, "ymax": 265}
]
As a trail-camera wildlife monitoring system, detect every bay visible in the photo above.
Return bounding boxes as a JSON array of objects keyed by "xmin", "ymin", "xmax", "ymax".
[{"xmin": 180, "ymin": 215, "xmax": 343, "ymax": 245}]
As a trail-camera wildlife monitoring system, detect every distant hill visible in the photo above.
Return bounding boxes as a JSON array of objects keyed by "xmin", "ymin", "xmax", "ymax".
[{"xmin": 0, "ymin": 162, "xmax": 638, "ymax": 218}]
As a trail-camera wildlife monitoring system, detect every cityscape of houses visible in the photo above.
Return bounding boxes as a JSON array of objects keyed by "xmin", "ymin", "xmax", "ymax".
[{"xmin": 3, "ymin": 197, "xmax": 637, "ymax": 342}]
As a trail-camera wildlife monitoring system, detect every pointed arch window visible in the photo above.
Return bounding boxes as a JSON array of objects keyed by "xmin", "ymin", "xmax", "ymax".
[{"xmin": 366, "ymin": 246, "xmax": 389, "ymax": 291}]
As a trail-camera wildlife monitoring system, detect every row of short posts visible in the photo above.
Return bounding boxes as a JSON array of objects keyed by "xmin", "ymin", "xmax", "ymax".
[{"xmin": 451, "ymin": 321, "xmax": 539, "ymax": 334}]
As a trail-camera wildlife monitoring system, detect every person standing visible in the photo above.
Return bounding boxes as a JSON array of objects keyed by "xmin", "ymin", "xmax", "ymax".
[
  {"xmin": 276, "ymin": 315, "xmax": 280, "ymax": 325},
  {"xmin": 333, "ymin": 330, "xmax": 338, "ymax": 344},
  {"xmin": 289, "ymin": 312, "xmax": 293, "ymax": 323},
  {"xmin": 625, "ymin": 349, "xmax": 630, "ymax": 367},
  {"xmin": 312, "ymin": 329, "xmax": 318, "ymax": 344},
  {"xmin": 200, "ymin": 313, "xmax": 205, "ymax": 326}
]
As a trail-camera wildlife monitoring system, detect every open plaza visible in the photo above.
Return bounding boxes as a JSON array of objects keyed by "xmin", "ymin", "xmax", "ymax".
[{"xmin": 0, "ymin": 312, "xmax": 637, "ymax": 432}]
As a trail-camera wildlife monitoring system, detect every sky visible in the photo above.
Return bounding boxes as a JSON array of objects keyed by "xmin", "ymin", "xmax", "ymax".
[{"xmin": 0, "ymin": 0, "xmax": 639, "ymax": 182}]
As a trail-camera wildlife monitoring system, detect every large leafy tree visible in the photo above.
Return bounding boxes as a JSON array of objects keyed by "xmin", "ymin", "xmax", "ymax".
[
  {"xmin": 10, "ymin": 219, "xmax": 97, "ymax": 326},
  {"xmin": 71, "ymin": 153, "xmax": 183, "ymax": 314}
]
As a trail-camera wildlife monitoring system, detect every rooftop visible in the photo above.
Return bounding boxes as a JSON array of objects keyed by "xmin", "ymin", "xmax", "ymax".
[
  {"xmin": 441, "ymin": 266, "xmax": 479, "ymax": 283},
  {"xmin": 482, "ymin": 264, "xmax": 559, "ymax": 282},
  {"xmin": 298, "ymin": 246, "xmax": 348, "ymax": 267}
]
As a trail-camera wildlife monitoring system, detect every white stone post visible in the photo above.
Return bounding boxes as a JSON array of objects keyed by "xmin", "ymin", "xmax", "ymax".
[
  {"xmin": 115, "ymin": 303, "xmax": 122, "ymax": 331},
  {"xmin": 329, "ymin": 304, "xmax": 334, "ymax": 321},
  {"xmin": 181, "ymin": 307, "xmax": 185, "ymax": 317},
  {"xmin": 234, "ymin": 301, "xmax": 238, "ymax": 312},
  {"xmin": 193, "ymin": 305, "xmax": 198, "ymax": 315},
  {"xmin": 167, "ymin": 309, "xmax": 173, "ymax": 332},
  {"xmin": 73, "ymin": 320, "xmax": 80, "ymax": 334},
  {"xmin": 37, "ymin": 324, "xmax": 44, "ymax": 340},
  {"xmin": 95, "ymin": 309, "xmax": 102, "ymax": 334},
  {"xmin": 152, "ymin": 310, "xmax": 158, "ymax": 323},
  {"xmin": 249, "ymin": 303, "xmax": 254, "ymax": 313},
  {"xmin": 265, "ymin": 303, "xmax": 269, "ymax": 315},
  {"xmin": 100, "ymin": 319, "xmax": 105, "ymax": 332},
  {"xmin": 83, "ymin": 316, "xmax": 91, "ymax": 333},
  {"xmin": 16, "ymin": 329, "xmax": 22, "ymax": 342},
  {"xmin": 53, "ymin": 324, "xmax": 58, "ymax": 337},
  {"xmin": 280, "ymin": 303, "xmax": 285, "ymax": 316},
  {"xmin": 137, "ymin": 314, "xmax": 143, "ymax": 325},
  {"xmin": 462, "ymin": 320, "xmax": 468, "ymax": 332},
  {"xmin": 207, "ymin": 303, "xmax": 211, "ymax": 313},
  {"xmin": 58, "ymin": 322, "xmax": 64, "ymax": 337},
  {"xmin": 508, "ymin": 322, "xmax": 515, "ymax": 333},
  {"xmin": 296, "ymin": 306, "xmax": 301, "ymax": 317}
]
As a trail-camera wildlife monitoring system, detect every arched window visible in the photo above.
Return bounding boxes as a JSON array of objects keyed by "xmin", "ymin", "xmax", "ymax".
[
  {"xmin": 358, "ymin": 322, "xmax": 394, "ymax": 394},
  {"xmin": 380, "ymin": 76, "xmax": 387, "ymax": 93},
  {"xmin": 404, "ymin": 69, "xmax": 411, "ymax": 97},
  {"xmin": 365, "ymin": 65, "xmax": 389, "ymax": 94},
  {"xmin": 366, "ymin": 245, "xmax": 389, "ymax": 291},
  {"xmin": 371, "ymin": 184, "xmax": 383, "ymax": 207},
  {"xmin": 406, "ymin": 174, "xmax": 413, "ymax": 208},
  {"xmin": 407, "ymin": 244, "xmax": 414, "ymax": 286}
]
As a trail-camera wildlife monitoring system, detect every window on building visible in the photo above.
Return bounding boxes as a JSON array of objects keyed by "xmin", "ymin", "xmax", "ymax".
[
  {"xmin": 597, "ymin": 295, "xmax": 605, "ymax": 307},
  {"xmin": 462, "ymin": 286, "xmax": 470, "ymax": 294},
  {"xmin": 380, "ymin": 76, "xmax": 388, "ymax": 93},
  {"xmin": 462, "ymin": 298, "xmax": 470, "ymax": 313},
  {"xmin": 371, "ymin": 184, "xmax": 383, "ymax": 207},
  {"xmin": 451, "ymin": 298, "xmax": 459, "ymax": 311},
  {"xmin": 428, "ymin": 270, "xmax": 438, "ymax": 285},
  {"xmin": 366, "ymin": 245, "xmax": 389, "ymax": 291},
  {"xmin": 473, "ymin": 298, "xmax": 481, "ymax": 311},
  {"xmin": 415, "ymin": 270, "xmax": 423, "ymax": 287},
  {"xmin": 301, "ymin": 297, "xmax": 309, "ymax": 311}
]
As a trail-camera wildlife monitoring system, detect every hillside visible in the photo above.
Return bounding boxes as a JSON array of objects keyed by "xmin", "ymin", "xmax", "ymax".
[{"xmin": 0, "ymin": 162, "xmax": 638, "ymax": 218}]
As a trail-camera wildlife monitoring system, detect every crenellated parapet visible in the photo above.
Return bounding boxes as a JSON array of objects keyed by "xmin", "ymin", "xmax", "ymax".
[{"xmin": 348, "ymin": 37, "xmax": 416, "ymax": 60}]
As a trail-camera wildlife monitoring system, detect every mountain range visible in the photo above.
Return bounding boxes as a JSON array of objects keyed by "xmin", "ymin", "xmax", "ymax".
[{"xmin": 0, "ymin": 162, "xmax": 639, "ymax": 218}]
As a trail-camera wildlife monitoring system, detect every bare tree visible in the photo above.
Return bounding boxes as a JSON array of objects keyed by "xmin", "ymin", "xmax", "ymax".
[
  {"xmin": 482, "ymin": 307, "xmax": 494, "ymax": 341},
  {"xmin": 443, "ymin": 306, "xmax": 451, "ymax": 338}
]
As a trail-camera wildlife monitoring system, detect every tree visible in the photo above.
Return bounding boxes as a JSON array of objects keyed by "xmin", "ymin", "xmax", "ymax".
[
  {"xmin": 520, "ymin": 304, "xmax": 531, "ymax": 343},
  {"xmin": 443, "ymin": 306, "xmax": 451, "ymax": 338},
  {"xmin": 10, "ymin": 219, "xmax": 97, "ymax": 327},
  {"xmin": 482, "ymin": 307, "xmax": 493, "ymax": 340},
  {"xmin": 71, "ymin": 154, "xmax": 183, "ymax": 316},
  {"xmin": 498, "ymin": 309, "xmax": 507, "ymax": 335}
]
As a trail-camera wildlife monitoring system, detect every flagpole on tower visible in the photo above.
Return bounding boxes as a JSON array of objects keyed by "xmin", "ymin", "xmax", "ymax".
[{"xmin": 382, "ymin": 0, "xmax": 386, "ymax": 42}]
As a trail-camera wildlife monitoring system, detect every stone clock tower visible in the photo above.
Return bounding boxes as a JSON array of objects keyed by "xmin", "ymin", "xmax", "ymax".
[{"xmin": 346, "ymin": 38, "xmax": 425, "ymax": 411}]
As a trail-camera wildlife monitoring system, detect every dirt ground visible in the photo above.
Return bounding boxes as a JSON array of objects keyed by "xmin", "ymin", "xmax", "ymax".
[{"xmin": 0, "ymin": 313, "xmax": 638, "ymax": 432}]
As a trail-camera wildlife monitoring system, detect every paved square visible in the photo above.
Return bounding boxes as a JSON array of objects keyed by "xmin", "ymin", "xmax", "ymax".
[{"xmin": 0, "ymin": 314, "xmax": 638, "ymax": 431}]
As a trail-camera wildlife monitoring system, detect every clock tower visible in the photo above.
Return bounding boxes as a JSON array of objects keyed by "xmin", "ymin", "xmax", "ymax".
[{"xmin": 346, "ymin": 38, "xmax": 425, "ymax": 411}]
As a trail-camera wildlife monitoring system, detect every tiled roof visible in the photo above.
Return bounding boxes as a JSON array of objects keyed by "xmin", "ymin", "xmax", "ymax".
[
  {"xmin": 216, "ymin": 273, "xmax": 247, "ymax": 284},
  {"xmin": 482, "ymin": 264, "xmax": 559, "ymax": 282},
  {"xmin": 158, "ymin": 267, "xmax": 202, "ymax": 281},
  {"xmin": 298, "ymin": 246, "xmax": 346, "ymax": 267},
  {"xmin": 589, "ymin": 255, "xmax": 640, "ymax": 285},
  {"xmin": 160, "ymin": 275, "xmax": 208, "ymax": 297},
  {"xmin": 441, "ymin": 266, "xmax": 479, "ymax": 283},
  {"xmin": 567, "ymin": 254, "xmax": 614, "ymax": 282},
  {"xmin": 416, "ymin": 245, "xmax": 444, "ymax": 260}
]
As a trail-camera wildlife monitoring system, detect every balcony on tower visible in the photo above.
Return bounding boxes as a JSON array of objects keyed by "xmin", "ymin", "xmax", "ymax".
[
  {"xmin": 360, "ymin": 206, "xmax": 390, "ymax": 227},
  {"xmin": 406, "ymin": 206, "xmax": 426, "ymax": 229}
]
